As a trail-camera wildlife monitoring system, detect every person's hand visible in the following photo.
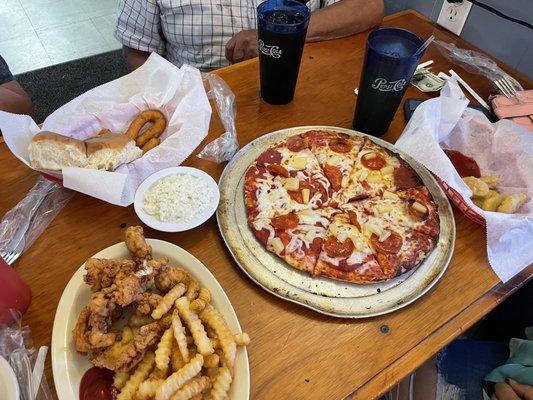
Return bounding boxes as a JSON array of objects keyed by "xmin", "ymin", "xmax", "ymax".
[
  {"xmin": 225, "ymin": 29, "xmax": 258, "ymax": 64},
  {"xmin": 492, "ymin": 379, "xmax": 533, "ymax": 400}
]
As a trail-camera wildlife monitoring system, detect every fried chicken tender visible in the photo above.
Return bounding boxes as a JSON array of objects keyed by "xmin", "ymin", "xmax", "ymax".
[
  {"xmin": 107, "ymin": 257, "xmax": 168, "ymax": 308},
  {"xmin": 84, "ymin": 258, "xmax": 137, "ymax": 292},
  {"xmin": 135, "ymin": 292, "xmax": 163, "ymax": 316},
  {"xmin": 91, "ymin": 321, "xmax": 164, "ymax": 372},
  {"xmin": 73, "ymin": 306, "xmax": 93, "ymax": 353},
  {"xmin": 73, "ymin": 290, "xmax": 123, "ymax": 353},
  {"xmin": 129, "ymin": 314, "xmax": 155, "ymax": 327},
  {"xmin": 125, "ymin": 226, "xmax": 152, "ymax": 260},
  {"xmin": 155, "ymin": 267, "xmax": 192, "ymax": 293}
]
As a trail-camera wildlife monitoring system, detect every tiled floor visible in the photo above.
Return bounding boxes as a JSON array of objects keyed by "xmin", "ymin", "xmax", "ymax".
[{"xmin": 0, "ymin": 0, "xmax": 120, "ymax": 75}]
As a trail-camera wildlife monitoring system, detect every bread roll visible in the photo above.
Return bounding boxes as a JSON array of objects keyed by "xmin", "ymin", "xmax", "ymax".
[
  {"xmin": 29, "ymin": 131, "xmax": 87, "ymax": 171},
  {"xmin": 85, "ymin": 133, "xmax": 142, "ymax": 170}
]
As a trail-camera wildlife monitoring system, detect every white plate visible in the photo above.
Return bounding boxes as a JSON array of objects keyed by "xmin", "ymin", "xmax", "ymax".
[
  {"xmin": 134, "ymin": 167, "xmax": 220, "ymax": 232},
  {"xmin": 51, "ymin": 239, "xmax": 250, "ymax": 400},
  {"xmin": 217, "ymin": 126, "xmax": 455, "ymax": 318}
]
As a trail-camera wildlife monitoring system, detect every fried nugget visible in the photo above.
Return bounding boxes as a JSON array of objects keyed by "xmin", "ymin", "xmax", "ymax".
[
  {"xmin": 91, "ymin": 321, "xmax": 163, "ymax": 372},
  {"xmin": 84, "ymin": 258, "xmax": 137, "ymax": 292},
  {"xmin": 135, "ymin": 293, "xmax": 163, "ymax": 316},
  {"xmin": 155, "ymin": 267, "xmax": 192, "ymax": 293},
  {"xmin": 73, "ymin": 306, "xmax": 93, "ymax": 353},
  {"xmin": 124, "ymin": 226, "xmax": 152, "ymax": 260}
]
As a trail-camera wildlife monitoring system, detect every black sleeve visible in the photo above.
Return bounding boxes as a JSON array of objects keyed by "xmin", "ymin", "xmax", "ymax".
[{"xmin": 0, "ymin": 55, "xmax": 14, "ymax": 85}]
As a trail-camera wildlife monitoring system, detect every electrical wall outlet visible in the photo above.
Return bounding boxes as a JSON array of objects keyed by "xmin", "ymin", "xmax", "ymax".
[{"xmin": 436, "ymin": 0, "xmax": 473, "ymax": 36}]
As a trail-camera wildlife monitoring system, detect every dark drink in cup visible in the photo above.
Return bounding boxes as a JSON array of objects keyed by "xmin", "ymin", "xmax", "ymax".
[
  {"xmin": 353, "ymin": 27, "xmax": 425, "ymax": 136},
  {"xmin": 257, "ymin": 0, "xmax": 310, "ymax": 105}
]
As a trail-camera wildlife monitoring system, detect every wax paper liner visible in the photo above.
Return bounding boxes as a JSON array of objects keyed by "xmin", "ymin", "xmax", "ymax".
[
  {"xmin": 396, "ymin": 78, "xmax": 532, "ymax": 282},
  {"xmin": 0, "ymin": 53, "xmax": 212, "ymax": 206}
]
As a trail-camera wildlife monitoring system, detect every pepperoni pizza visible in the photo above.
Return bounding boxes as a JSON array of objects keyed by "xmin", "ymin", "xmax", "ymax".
[{"xmin": 244, "ymin": 130, "xmax": 440, "ymax": 283}]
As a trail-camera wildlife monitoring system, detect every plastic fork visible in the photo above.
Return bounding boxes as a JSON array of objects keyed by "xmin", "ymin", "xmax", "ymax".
[
  {"xmin": 494, "ymin": 76, "xmax": 518, "ymax": 98},
  {"xmin": 0, "ymin": 246, "xmax": 23, "ymax": 265},
  {"xmin": 0, "ymin": 190, "xmax": 49, "ymax": 265}
]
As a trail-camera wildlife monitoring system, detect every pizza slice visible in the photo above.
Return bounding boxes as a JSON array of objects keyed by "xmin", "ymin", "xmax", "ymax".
[
  {"xmin": 248, "ymin": 209, "xmax": 333, "ymax": 274},
  {"xmin": 340, "ymin": 186, "xmax": 440, "ymax": 237},
  {"xmin": 300, "ymin": 130, "xmax": 364, "ymax": 199},
  {"xmin": 244, "ymin": 135, "xmax": 338, "ymax": 221},
  {"xmin": 343, "ymin": 139, "xmax": 426, "ymax": 202},
  {"xmin": 314, "ymin": 213, "xmax": 387, "ymax": 283},
  {"xmin": 341, "ymin": 194, "xmax": 439, "ymax": 276}
]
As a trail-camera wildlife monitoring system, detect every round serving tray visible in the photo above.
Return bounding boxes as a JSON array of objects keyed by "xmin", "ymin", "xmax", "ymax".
[{"xmin": 217, "ymin": 126, "xmax": 455, "ymax": 318}]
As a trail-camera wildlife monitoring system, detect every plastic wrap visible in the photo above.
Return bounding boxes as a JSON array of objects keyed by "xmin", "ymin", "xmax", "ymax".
[
  {"xmin": 0, "ymin": 176, "xmax": 73, "ymax": 258},
  {"xmin": 0, "ymin": 311, "xmax": 52, "ymax": 400},
  {"xmin": 433, "ymin": 39, "xmax": 523, "ymax": 92},
  {"xmin": 197, "ymin": 73, "xmax": 239, "ymax": 162}
]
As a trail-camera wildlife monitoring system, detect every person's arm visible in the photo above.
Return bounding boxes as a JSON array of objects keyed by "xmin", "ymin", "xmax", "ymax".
[
  {"xmin": 122, "ymin": 46, "xmax": 151, "ymax": 70},
  {"xmin": 115, "ymin": 0, "xmax": 165, "ymax": 70},
  {"xmin": 226, "ymin": 0, "xmax": 384, "ymax": 64},
  {"xmin": 0, "ymin": 81, "xmax": 34, "ymax": 116},
  {"xmin": 306, "ymin": 0, "xmax": 384, "ymax": 42}
]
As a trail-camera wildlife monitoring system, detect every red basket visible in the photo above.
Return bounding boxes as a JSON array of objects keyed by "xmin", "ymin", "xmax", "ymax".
[
  {"xmin": 40, "ymin": 172, "xmax": 64, "ymax": 185},
  {"xmin": 436, "ymin": 177, "xmax": 486, "ymax": 226}
]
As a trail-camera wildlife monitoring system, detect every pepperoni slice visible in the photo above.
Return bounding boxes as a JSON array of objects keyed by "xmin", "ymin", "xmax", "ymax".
[
  {"xmin": 257, "ymin": 149, "xmax": 282, "ymax": 166},
  {"xmin": 394, "ymin": 165, "xmax": 422, "ymax": 190},
  {"xmin": 324, "ymin": 236, "xmax": 354, "ymax": 258},
  {"xmin": 278, "ymin": 230, "xmax": 292, "ymax": 246},
  {"xmin": 323, "ymin": 164, "xmax": 343, "ymax": 190},
  {"xmin": 370, "ymin": 231, "xmax": 403, "ymax": 254},
  {"xmin": 286, "ymin": 136, "xmax": 307, "ymax": 152},
  {"xmin": 303, "ymin": 130, "xmax": 333, "ymax": 147},
  {"xmin": 330, "ymin": 138, "xmax": 353, "ymax": 153},
  {"xmin": 347, "ymin": 211, "xmax": 361, "ymax": 231},
  {"xmin": 361, "ymin": 154, "xmax": 386, "ymax": 170},
  {"xmin": 310, "ymin": 237, "xmax": 323, "ymax": 252},
  {"xmin": 252, "ymin": 228, "xmax": 270, "ymax": 245},
  {"xmin": 271, "ymin": 212, "xmax": 299, "ymax": 229},
  {"xmin": 266, "ymin": 164, "xmax": 290, "ymax": 178}
]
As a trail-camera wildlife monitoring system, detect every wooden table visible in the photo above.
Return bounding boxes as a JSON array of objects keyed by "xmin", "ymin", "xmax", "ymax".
[{"xmin": 1, "ymin": 10, "xmax": 531, "ymax": 400}]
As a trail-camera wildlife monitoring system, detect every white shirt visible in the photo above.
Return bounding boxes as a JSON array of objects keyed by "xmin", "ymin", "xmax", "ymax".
[{"xmin": 115, "ymin": 0, "xmax": 340, "ymax": 71}]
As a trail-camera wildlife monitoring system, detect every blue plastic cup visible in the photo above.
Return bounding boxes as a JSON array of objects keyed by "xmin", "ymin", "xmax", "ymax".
[
  {"xmin": 257, "ymin": 0, "xmax": 310, "ymax": 105},
  {"xmin": 352, "ymin": 27, "xmax": 425, "ymax": 136}
]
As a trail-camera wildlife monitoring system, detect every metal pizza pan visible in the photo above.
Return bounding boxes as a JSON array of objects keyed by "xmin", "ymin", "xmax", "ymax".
[{"xmin": 217, "ymin": 126, "xmax": 455, "ymax": 318}]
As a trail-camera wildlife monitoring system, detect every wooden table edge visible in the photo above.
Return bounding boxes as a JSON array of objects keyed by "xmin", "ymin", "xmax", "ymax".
[{"xmin": 349, "ymin": 266, "xmax": 533, "ymax": 399}]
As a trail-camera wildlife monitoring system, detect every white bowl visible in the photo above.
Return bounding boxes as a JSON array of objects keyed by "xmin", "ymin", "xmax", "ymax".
[
  {"xmin": 134, "ymin": 167, "xmax": 220, "ymax": 232},
  {"xmin": 0, "ymin": 356, "xmax": 19, "ymax": 400}
]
